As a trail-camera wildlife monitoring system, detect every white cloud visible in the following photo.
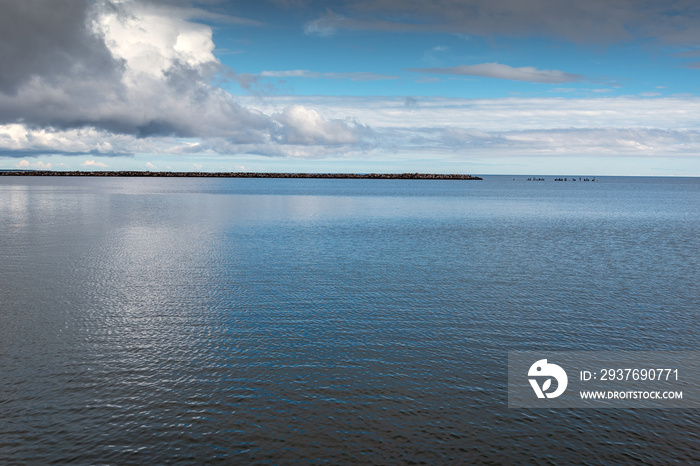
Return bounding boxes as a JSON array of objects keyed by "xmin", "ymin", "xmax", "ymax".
[
  {"xmin": 409, "ymin": 63, "xmax": 585, "ymax": 83},
  {"xmin": 0, "ymin": 124, "xmax": 150, "ymax": 156},
  {"xmin": 272, "ymin": 105, "xmax": 371, "ymax": 145},
  {"xmin": 243, "ymin": 95, "xmax": 700, "ymax": 132},
  {"xmin": 94, "ymin": 3, "xmax": 218, "ymax": 79},
  {"xmin": 15, "ymin": 159, "xmax": 52, "ymax": 169},
  {"xmin": 82, "ymin": 160, "xmax": 108, "ymax": 167},
  {"xmin": 237, "ymin": 95, "xmax": 700, "ymax": 157}
]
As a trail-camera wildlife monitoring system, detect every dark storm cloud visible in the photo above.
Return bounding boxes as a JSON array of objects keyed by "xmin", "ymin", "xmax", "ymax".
[{"xmin": 0, "ymin": 0, "xmax": 118, "ymax": 94}]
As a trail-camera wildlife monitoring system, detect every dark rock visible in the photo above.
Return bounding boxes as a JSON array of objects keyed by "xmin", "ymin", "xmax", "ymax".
[{"xmin": 0, "ymin": 171, "xmax": 483, "ymax": 180}]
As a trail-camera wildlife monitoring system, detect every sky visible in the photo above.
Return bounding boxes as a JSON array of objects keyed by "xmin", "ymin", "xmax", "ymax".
[{"xmin": 2, "ymin": 0, "xmax": 700, "ymax": 175}]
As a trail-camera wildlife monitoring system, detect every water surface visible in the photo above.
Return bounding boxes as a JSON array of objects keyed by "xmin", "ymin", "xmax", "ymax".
[{"xmin": 1, "ymin": 176, "xmax": 698, "ymax": 463}]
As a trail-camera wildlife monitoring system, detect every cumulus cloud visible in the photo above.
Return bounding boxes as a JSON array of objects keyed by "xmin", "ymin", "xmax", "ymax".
[
  {"xmin": 0, "ymin": 0, "xmax": 276, "ymax": 142},
  {"xmin": 409, "ymin": 63, "xmax": 584, "ymax": 83},
  {"xmin": 0, "ymin": 0, "xmax": 377, "ymax": 159},
  {"xmin": 272, "ymin": 105, "xmax": 371, "ymax": 145}
]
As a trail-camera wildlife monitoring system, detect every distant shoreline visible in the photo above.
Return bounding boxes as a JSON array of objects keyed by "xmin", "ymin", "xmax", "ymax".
[{"xmin": 0, "ymin": 171, "xmax": 483, "ymax": 180}]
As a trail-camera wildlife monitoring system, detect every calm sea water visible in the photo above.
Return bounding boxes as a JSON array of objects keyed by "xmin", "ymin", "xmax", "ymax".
[{"xmin": 1, "ymin": 175, "xmax": 698, "ymax": 463}]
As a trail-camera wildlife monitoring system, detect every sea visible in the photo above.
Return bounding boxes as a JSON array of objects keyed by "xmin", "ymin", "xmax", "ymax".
[{"xmin": 0, "ymin": 175, "xmax": 698, "ymax": 463}]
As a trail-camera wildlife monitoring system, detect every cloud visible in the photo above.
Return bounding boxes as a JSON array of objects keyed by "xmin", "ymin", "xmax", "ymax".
[
  {"xmin": 2, "ymin": 1, "xmax": 700, "ymax": 165},
  {"xmin": 272, "ymin": 105, "xmax": 372, "ymax": 145},
  {"xmin": 0, "ymin": 0, "xmax": 116, "ymax": 94},
  {"xmin": 4, "ymin": 94, "xmax": 700, "ymax": 160},
  {"xmin": 422, "ymin": 45, "xmax": 451, "ymax": 65},
  {"xmin": 303, "ymin": 9, "xmax": 432, "ymax": 36},
  {"xmin": 674, "ymin": 49, "xmax": 700, "ymax": 58},
  {"xmin": 0, "ymin": 102, "xmax": 375, "ymax": 160},
  {"xmin": 0, "ymin": 124, "xmax": 140, "ymax": 157},
  {"xmin": 15, "ymin": 159, "xmax": 52, "ymax": 169},
  {"xmin": 404, "ymin": 97, "xmax": 419, "ymax": 109},
  {"xmin": 304, "ymin": 11, "xmax": 348, "ymax": 36},
  {"xmin": 261, "ymin": 70, "xmax": 397, "ymax": 81},
  {"xmin": 431, "ymin": 127, "xmax": 700, "ymax": 156},
  {"xmin": 409, "ymin": 63, "xmax": 585, "ymax": 83},
  {"xmin": 82, "ymin": 160, "xmax": 109, "ymax": 167},
  {"xmin": 0, "ymin": 1, "xmax": 379, "ymax": 160},
  {"xmin": 307, "ymin": 1, "xmax": 700, "ymax": 45},
  {"xmin": 233, "ymin": 94, "xmax": 700, "ymax": 158},
  {"xmin": 0, "ymin": 0, "xmax": 276, "ymax": 142}
]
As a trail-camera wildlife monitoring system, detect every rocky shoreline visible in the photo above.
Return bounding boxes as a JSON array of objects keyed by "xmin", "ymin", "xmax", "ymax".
[{"xmin": 0, "ymin": 171, "xmax": 482, "ymax": 180}]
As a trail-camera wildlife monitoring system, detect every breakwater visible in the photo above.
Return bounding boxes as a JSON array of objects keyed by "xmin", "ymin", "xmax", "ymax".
[{"xmin": 0, "ymin": 171, "xmax": 482, "ymax": 180}]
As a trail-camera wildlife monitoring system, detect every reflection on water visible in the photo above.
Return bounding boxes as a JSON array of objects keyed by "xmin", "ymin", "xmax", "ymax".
[{"xmin": 0, "ymin": 176, "xmax": 699, "ymax": 463}]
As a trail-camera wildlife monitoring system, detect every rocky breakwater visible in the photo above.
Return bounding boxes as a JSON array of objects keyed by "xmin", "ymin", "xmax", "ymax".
[{"xmin": 1, "ymin": 171, "xmax": 483, "ymax": 180}]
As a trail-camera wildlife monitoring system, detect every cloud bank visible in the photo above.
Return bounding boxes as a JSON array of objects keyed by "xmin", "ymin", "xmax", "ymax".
[
  {"xmin": 236, "ymin": 95, "xmax": 700, "ymax": 158},
  {"xmin": 409, "ymin": 63, "xmax": 584, "ymax": 83}
]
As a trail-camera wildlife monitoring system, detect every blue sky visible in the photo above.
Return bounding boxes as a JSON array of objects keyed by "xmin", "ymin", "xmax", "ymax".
[{"xmin": 2, "ymin": 0, "xmax": 700, "ymax": 175}]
